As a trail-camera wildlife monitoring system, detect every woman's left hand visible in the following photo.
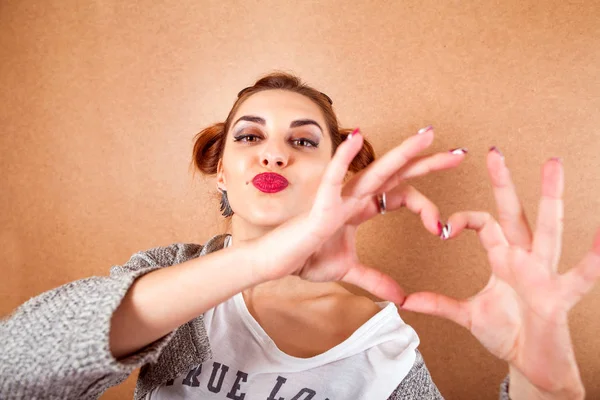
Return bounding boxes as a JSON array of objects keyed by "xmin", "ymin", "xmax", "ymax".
[{"xmin": 399, "ymin": 147, "xmax": 599, "ymax": 399}]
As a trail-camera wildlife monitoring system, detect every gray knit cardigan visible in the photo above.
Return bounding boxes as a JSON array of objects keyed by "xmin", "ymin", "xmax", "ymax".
[{"xmin": 0, "ymin": 233, "xmax": 510, "ymax": 399}]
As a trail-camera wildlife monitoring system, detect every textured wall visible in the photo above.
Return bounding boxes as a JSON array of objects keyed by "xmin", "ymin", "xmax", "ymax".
[{"xmin": 1, "ymin": 1, "xmax": 599, "ymax": 398}]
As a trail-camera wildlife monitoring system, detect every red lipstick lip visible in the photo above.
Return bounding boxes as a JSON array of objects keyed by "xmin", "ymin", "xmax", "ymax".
[{"xmin": 252, "ymin": 172, "xmax": 289, "ymax": 193}]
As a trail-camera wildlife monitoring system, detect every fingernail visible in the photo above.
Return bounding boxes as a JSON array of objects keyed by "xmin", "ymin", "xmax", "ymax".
[
  {"xmin": 440, "ymin": 222, "xmax": 452, "ymax": 240},
  {"xmin": 551, "ymin": 157, "xmax": 562, "ymax": 164},
  {"xmin": 449, "ymin": 147, "xmax": 468, "ymax": 155},
  {"xmin": 489, "ymin": 146, "xmax": 504, "ymax": 159},
  {"xmin": 397, "ymin": 296, "xmax": 407, "ymax": 308},
  {"xmin": 347, "ymin": 128, "xmax": 360, "ymax": 141},
  {"xmin": 417, "ymin": 125, "xmax": 433, "ymax": 135}
]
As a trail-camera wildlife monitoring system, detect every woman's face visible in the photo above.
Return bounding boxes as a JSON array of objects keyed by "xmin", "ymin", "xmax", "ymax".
[{"xmin": 217, "ymin": 89, "xmax": 333, "ymax": 227}]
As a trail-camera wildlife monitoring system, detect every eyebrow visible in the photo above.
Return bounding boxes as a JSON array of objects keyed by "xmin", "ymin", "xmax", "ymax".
[{"xmin": 233, "ymin": 115, "xmax": 324, "ymax": 135}]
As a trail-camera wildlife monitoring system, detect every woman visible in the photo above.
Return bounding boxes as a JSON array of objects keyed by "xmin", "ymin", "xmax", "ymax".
[{"xmin": 1, "ymin": 72, "xmax": 596, "ymax": 399}]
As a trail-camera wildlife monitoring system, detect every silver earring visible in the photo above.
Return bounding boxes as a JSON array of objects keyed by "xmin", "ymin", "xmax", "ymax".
[{"xmin": 219, "ymin": 189, "xmax": 234, "ymax": 217}]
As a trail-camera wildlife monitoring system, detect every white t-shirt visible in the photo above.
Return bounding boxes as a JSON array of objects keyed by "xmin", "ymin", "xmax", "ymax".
[{"xmin": 146, "ymin": 236, "xmax": 420, "ymax": 399}]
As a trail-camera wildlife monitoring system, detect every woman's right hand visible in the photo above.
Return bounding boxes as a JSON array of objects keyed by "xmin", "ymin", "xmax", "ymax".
[{"xmin": 249, "ymin": 127, "xmax": 466, "ymax": 304}]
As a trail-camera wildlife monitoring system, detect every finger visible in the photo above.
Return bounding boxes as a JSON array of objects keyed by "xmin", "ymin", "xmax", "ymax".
[
  {"xmin": 487, "ymin": 147, "xmax": 534, "ymax": 249},
  {"xmin": 400, "ymin": 291, "xmax": 471, "ymax": 330},
  {"xmin": 376, "ymin": 148, "xmax": 468, "ymax": 194},
  {"xmin": 318, "ymin": 128, "xmax": 365, "ymax": 195},
  {"xmin": 532, "ymin": 158, "xmax": 564, "ymax": 270},
  {"xmin": 348, "ymin": 184, "xmax": 444, "ymax": 237},
  {"xmin": 341, "ymin": 263, "xmax": 406, "ymax": 304},
  {"xmin": 560, "ymin": 226, "xmax": 600, "ymax": 310},
  {"xmin": 344, "ymin": 127, "xmax": 435, "ymax": 198},
  {"xmin": 445, "ymin": 211, "xmax": 508, "ymax": 251}
]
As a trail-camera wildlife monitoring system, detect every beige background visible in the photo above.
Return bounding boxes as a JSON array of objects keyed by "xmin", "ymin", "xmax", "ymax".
[{"xmin": 1, "ymin": 1, "xmax": 599, "ymax": 398}]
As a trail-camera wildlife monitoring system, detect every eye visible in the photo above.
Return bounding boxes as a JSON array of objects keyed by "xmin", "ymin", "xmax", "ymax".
[
  {"xmin": 233, "ymin": 134, "xmax": 261, "ymax": 143},
  {"xmin": 292, "ymin": 138, "xmax": 319, "ymax": 148}
]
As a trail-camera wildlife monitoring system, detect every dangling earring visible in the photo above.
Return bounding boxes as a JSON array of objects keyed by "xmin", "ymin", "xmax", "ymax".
[{"xmin": 218, "ymin": 188, "xmax": 234, "ymax": 217}]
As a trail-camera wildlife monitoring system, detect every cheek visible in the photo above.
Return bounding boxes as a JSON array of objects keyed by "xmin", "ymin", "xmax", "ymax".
[{"xmin": 224, "ymin": 152, "xmax": 251, "ymax": 184}]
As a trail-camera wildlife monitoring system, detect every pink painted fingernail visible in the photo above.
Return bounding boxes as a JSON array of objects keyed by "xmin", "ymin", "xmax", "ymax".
[
  {"xmin": 417, "ymin": 125, "xmax": 434, "ymax": 135},
  {"xmin": 449, "ymin": 147, "xmax": 468, "ymax": 155},
  {"xmin": 551, "ymin": 157, "xmax": 562, "ymax": 164},
  {"xmin": 489, "ymin": 146, "xmax": 504, "ymax": 159},
  {"xmin": 437, "ymin": 221, "xmax": 444, "ymax": 236},
  {"xmin": 347, "ymin": 128, "xmax": 360, "ymax": 141},
  {"xmin": 440, "ymin": 223, "xmax": 452, "ymax": 240}
]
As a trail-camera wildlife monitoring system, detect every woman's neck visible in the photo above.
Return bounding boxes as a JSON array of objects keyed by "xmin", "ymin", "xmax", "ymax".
[
  {"xmin": 227, "ymin": 217, "xmax": 349, "ymax": 301},
  {"xmin": 228, "ymin": 215, "xmax": 278, "ymax": 245}
]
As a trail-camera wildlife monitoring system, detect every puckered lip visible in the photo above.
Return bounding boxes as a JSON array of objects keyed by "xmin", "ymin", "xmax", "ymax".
[{"xmin": 251, "ymin": 172, "xmax": 289, "ymax": 193}]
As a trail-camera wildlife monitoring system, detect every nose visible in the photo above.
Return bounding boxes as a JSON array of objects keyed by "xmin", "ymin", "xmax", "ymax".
[{"xmin": 260, "ymin": 142, "xmax": 289, "ymax": 169}]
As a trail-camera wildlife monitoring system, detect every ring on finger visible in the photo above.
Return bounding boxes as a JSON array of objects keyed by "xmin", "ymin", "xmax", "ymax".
[{"xmin": 376, "ymin": 192, "xmax": 387, "ymax": 215}]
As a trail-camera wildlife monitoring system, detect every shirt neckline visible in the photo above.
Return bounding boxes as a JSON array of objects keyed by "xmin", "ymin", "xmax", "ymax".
[
  {"xmin": 233, "ymin": 292, "xmax": 394, "ymax": 367},
  {"xmin": 225, "ymin": 234, "xmax": 396, "ymax": 366}
]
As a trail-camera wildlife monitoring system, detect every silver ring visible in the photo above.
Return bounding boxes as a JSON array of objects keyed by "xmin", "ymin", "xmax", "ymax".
[{"xmin": 377, "ymin": 192, "xmax": 387, "ymax": 215}]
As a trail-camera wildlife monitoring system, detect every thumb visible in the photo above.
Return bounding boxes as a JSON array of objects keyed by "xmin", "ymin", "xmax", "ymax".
[{"xmin": 341, "ymin": 263, "xmax": 406, "ymax": 304}]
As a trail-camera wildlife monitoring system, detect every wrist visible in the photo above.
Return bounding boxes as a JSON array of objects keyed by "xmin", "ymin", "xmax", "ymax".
[
  {"xmin": 247, "ymin": 210, "xmax": 317, "ymax": 283},
  {"xmin": 237, "ymin": 241, "xmax": 275, "ymax": 286},
  {"xmin": 508, "ymin": 365, "xmax": 585, "ymax": 400}
]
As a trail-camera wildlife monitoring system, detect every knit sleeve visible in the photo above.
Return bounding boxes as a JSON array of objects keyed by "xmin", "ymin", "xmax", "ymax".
[
  {"xmin": 0, "ymin": 243, "xmax": 202, "ymax": 400},
  {"xmin": 385, "ymin": 349, "xmax": 512, "ymax": 400},
  {"xmin": 499, "ymin": 374, "xmax": 511, "ymax": 399},
  {"xmin": 386, "ymin": 349, "xmax": 445, "ymax": 399}
]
